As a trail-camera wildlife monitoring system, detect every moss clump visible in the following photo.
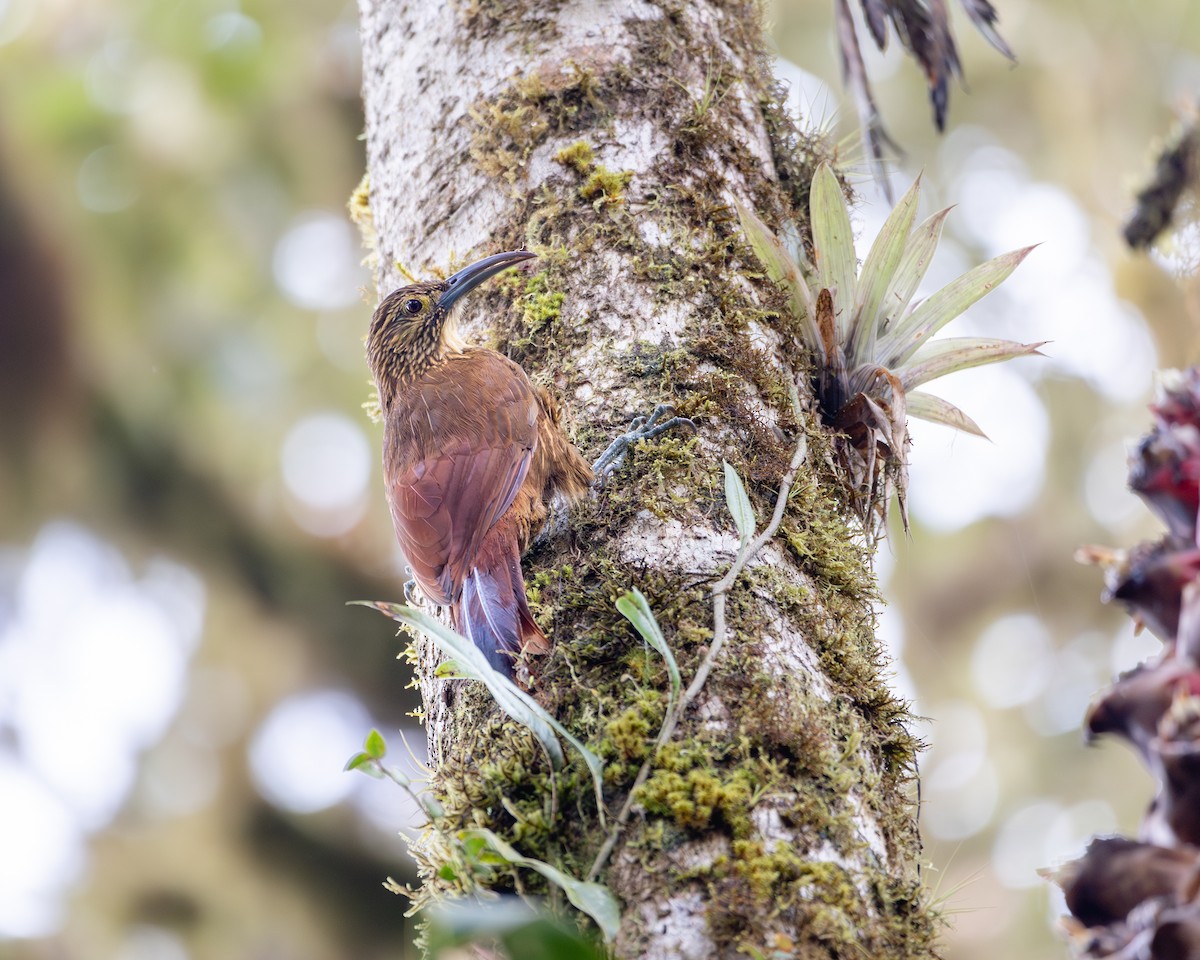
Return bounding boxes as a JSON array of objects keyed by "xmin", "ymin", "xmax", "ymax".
[
  {"xmin": 579, "ymin": 166, "xmax": 633, "ymax": 206},
  {"xmin": 639, "ymin": 764, "xmax": 755, "ymax": 832},
  {"xmin": 469, "ymin": 63, "xmax": 611, "ymax": 185},
  {"xmin": 519, "ymin": 273, "xmax": 566, "ymax": 332},
  {"xmin": 553, "ymin": 139, "xmax": 596, "ymax": 174},
  {"xmin": 346, "ymin": 172, "xmax": 378, "ymax": 279}
]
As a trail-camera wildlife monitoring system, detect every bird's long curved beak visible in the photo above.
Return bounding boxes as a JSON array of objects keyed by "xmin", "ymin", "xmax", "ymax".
[{"xmin": 440, "ymin": 250, "xmax": 536, "ymax": 311}]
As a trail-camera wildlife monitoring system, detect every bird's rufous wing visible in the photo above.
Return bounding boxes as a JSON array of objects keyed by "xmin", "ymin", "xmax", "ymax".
[{"xmin": 385, "ymin": 357, "xmax": 538, "ymax": 606}]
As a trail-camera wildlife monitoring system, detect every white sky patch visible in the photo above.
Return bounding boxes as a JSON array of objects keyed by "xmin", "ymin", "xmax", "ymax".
[
  {"xmin": 950, "ymin": 157, "xmax": 1157, "ymax": 405},
  {"xmin": 994, "ymin": 799, "xmax": 1118, "ymax": 890},
  {"xmin": 117, "ymin": 925, "xmax": 190, "ymax": 960},
  {"xmin": 1025, "ymin": 633, "xmax": 1111, "ymax": 737},
  {"xmin": 273, "ymin": 212, "xmax": 370, "ymax": 311},
  {"xmin": 1109, "ymin": 620, "xmax": 1164, "ymax": 676},
  {"xmin": 281, "ymin": 412, "xmax": 371, "ymax": 536},
  {"xmin": 925, "ymin": 698, "xmax": 989, "ymax": 758},
  {"xmin": 0, "ymin": 758, "xmax": 85, "ymax": 938},
  {"xmin": 773, "ymin": 56, "xmax": 838, "ymax": 133},
  {"xmin": 970, "ymin": 613, "xmax": 1054, "ymax": 709},
  {"xmin": 907, "ymin": 364, "xmax": 1049, "ymax": 530},
  {"xmin": 922, "ymin": 750, "xmax": 999, "ymax": 840},
  {"xmin": 992, "ymin": 800, "xmax": 1065, "ymax": 889},
  {"xmin": 0, "ymin": 522, "xmax": 205, "ymax": 938},
  {"xmin": 248, "ymin": 690, "xmax": 371, "ymax": 814},
  {"xmin": 875, "ymin": 603, "xmax": 916, "ymax": 704},
  {"xmin": 1084, "ymin": 435, "xmax": 1151, "ymax": 534}
]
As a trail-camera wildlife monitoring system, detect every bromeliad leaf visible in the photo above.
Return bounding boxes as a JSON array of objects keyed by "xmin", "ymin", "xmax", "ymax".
[
  {"xmin": 898, "ymin": 337, "xmax": 1046, "ymax": 391},
  {"xmin": 460, "ymin": 829, "xmax": 622, "ymax": 942},
  {"xmin": 723, "ymin": 461, "xmax": 756, "ymax": 546},
  {"xmin": 881, "ymin": 207, "xmax": 951, "ymax": 333},
  {"xmin": 850, "ymin": 173, "xmax": 921, "ymax": 362},
  {"xmin": 735, "ymin": 160, "xmax": 1037, "ymax": 539},
  {"xmin": 880, "ymin": 244, "xmax": 1038, "ymax": 367},
  {"xmin": 735, "ymin": 201, "xmax": 820, "ymax": 355},
  {"xmin": 354, "ymin": 601, "xmax": 607, "ymax": 822},
  {"xmin": 809, "ymin": 163, "xmax": 857, "ymax": 341},
  {"xmin": 906, "ymin": 390, "xmax": 987, "ymax": 437}
]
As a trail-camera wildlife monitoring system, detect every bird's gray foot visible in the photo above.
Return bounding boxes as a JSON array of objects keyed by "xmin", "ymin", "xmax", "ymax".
[
  {"xmin": 591, "ymin": 404, "xmax": 696, "ymax": 481},
  {"xmin": 403, "ymin": 570, "xmax": 422, "ymax": 606}
]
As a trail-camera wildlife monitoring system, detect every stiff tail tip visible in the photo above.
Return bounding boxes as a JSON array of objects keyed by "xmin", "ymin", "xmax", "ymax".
[{"xmin": 454, "ymin": 564, "xmax": 549, "ymax": 677}]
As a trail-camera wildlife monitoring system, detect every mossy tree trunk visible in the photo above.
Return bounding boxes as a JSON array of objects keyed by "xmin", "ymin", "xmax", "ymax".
[{"xmin": 355, "ymin": 1, "xmax": 933, "ymax": 956}]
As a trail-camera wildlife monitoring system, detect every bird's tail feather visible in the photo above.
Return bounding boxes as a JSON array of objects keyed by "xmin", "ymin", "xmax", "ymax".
[{"xmin": 452, "ymin": 545, "xmax": 548, "ymax": 677}]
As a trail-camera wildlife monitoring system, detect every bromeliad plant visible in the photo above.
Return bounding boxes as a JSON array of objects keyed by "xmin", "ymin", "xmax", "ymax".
[{"xmin": 737, "ymin": 162, "xmax": 1041, "ymax": 531}]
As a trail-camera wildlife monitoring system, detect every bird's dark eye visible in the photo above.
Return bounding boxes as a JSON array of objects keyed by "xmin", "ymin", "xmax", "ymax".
[{"xmin": 404, "ymin": 299, "xmax": 422, "ymax": 316}]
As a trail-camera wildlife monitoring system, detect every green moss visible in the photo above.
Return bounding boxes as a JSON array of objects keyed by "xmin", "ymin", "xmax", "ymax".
[
  {"xmin": 346, "ymin": 171, "xmax": 378, "ymax": 279},
  {"xmin": 553, "ymin": 139, "xmax": 595, "ymax": 174},
  {"xmin": 579, "ymin": 165, "xmax": 633, "ymax": 205},
  {"xmin": 520, "ymin": 274, "xmax": 566, "ymax": 332},
  {"xmin": 639, "ymin": 764, "xmax": 755, "ymax": 833},
  {"xmin": 468, "ymin": 63, "xmax": 612, "ymax": 185}
]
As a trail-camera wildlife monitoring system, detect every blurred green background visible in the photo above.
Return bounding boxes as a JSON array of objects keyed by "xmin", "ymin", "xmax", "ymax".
[{"xmin": 0, "ymin": 1, "xmax": 1197, "ymax": 958}]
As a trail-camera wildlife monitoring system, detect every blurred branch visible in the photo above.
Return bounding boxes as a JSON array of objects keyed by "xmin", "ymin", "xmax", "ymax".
[
  {"xmin": 835, "ymin": 0, "xmax": 1015, "ymax": 187},
  {"xmin": 1124, "ymin": 114, "xmax": 1199, "ymax": 250}
]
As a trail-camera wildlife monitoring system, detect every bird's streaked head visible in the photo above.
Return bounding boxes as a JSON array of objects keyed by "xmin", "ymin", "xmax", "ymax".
[{"xmin": 367, "ymin": 250, "xmax": 536, "ymax": 400}]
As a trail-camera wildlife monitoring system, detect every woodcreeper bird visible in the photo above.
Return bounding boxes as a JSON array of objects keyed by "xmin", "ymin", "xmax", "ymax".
[{"xmin": 366, "ymin": 251, "xmax": 592, "ymax": 676}]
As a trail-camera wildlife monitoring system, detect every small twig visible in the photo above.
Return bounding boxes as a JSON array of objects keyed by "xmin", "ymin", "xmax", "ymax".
[
  {"xmin": 679, "ymin": 400, "xmax": 807, "ymax": 709},
  {"xmin": 587, "ymin": 381, "xmax": 807, "ymax": 882}
]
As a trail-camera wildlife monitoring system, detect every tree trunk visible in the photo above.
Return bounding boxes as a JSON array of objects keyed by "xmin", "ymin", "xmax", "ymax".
[{"xmin": 355, "ymin": 1, "xmax": 934, "ymax": 956}]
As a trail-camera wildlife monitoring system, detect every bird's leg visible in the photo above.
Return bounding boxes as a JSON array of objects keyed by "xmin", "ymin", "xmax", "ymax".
[
  {"xmin": 591, "ymin": 403, "xmax": 696, "ymax": 481},
  {"xmin": 402, "ymin": 567, "xmax": 422, "ymax": 606},
  {"xmin": 533, "ymin": 405, "xmax": 695, "ymax": 548}
]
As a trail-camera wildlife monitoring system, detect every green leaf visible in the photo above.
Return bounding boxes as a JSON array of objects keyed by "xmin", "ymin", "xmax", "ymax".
[
  {"xmin": 881, "ymin": 207, "xmax": 952, "ymax": 330},
  {"xmin": 898, "ymin": 337, "xmax": 1046, "ymax": 391},
  {"xmin": 880, "ymin": 244, "xmax": 1037, "ymax": 367},
  {"xmin": 616, "ymin": 588, "xmax": 680, "ymax": 722},
  {"xmin": 364, "ymin": 728, "xmax": 387, "ymax": 760},
  {"xmin": 426, "ymin": 898, "xmax": 604, "ymax": 960},
  {"xmin": 460, "ymin": 829, "xmax": 622, "ymax": 943},
  {"xmin": 905, "ymin": 390, "xmax": 988, "ymax": 437},
  {"xmin": 344, "ymin": 751, "xmax": 378, "ymax": 774},
  {"xmin": 722, "ymin": 461, "xmax": 756, "ymax": 546},
  {"xmin": 500, "ymin": 917, "xmax": 606, "ymax": 960},
  {"xmin": 810, "ymin": 162, "xmax": 857, "ymax": 343},
  {"xmin": 353, "ymin": 601, "xmax": 607, "ymax": 823},
  {"xmin": 734, "ymin": 201, "xmax": 820, "ymax": 356},
  {"xmin": 850, "ymin": 173, "xmax": 921, "ymax": 364}
]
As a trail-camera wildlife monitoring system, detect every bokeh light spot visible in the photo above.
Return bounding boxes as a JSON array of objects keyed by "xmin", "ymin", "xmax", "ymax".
[
  {"xmin": 248, "ymin": 690, "xmax": 371, "ymax": 814},
  {"xmin": 908, "ymin": 365, "xmax": 1048, "ymax": 530},
  {"xmin": 280, "ymin": 413, "xmax": 370, "ymax": 536},
  {"xmin": 77, "ymin": 146, "xmax": 138, "ymax": 213},
  {"xmin": 971, "ymin": 613, "xmax": 1053, "ymax": 709},
  {"xmin": 272, "ymin": 213, "xmax": 368, "ymax": 311}
]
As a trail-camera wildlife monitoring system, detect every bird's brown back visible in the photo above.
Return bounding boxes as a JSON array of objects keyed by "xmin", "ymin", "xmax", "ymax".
[{"xmin": 384, "ymin": 346, "xmax": 590, "ymax": 605}]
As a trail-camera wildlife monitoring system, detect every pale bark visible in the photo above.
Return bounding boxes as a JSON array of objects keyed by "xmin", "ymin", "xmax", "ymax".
[{"xmin": 356, "ymin": 1, "xmax": 932, "ymax": 956}]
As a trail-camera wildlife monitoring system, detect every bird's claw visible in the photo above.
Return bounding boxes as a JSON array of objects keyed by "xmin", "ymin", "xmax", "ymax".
[
  {"xmin": 403, "ymin": 571, "xmax": 422, "ymax": 606},
  {"xmin": 592, "ymin": 403, "xmax": 696, "ymax": 481}
]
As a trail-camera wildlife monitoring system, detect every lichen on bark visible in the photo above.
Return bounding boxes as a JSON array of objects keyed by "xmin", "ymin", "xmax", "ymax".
[{"xmin": 355, "ymin": 0, "xmax": 935, "ymax": 956}]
